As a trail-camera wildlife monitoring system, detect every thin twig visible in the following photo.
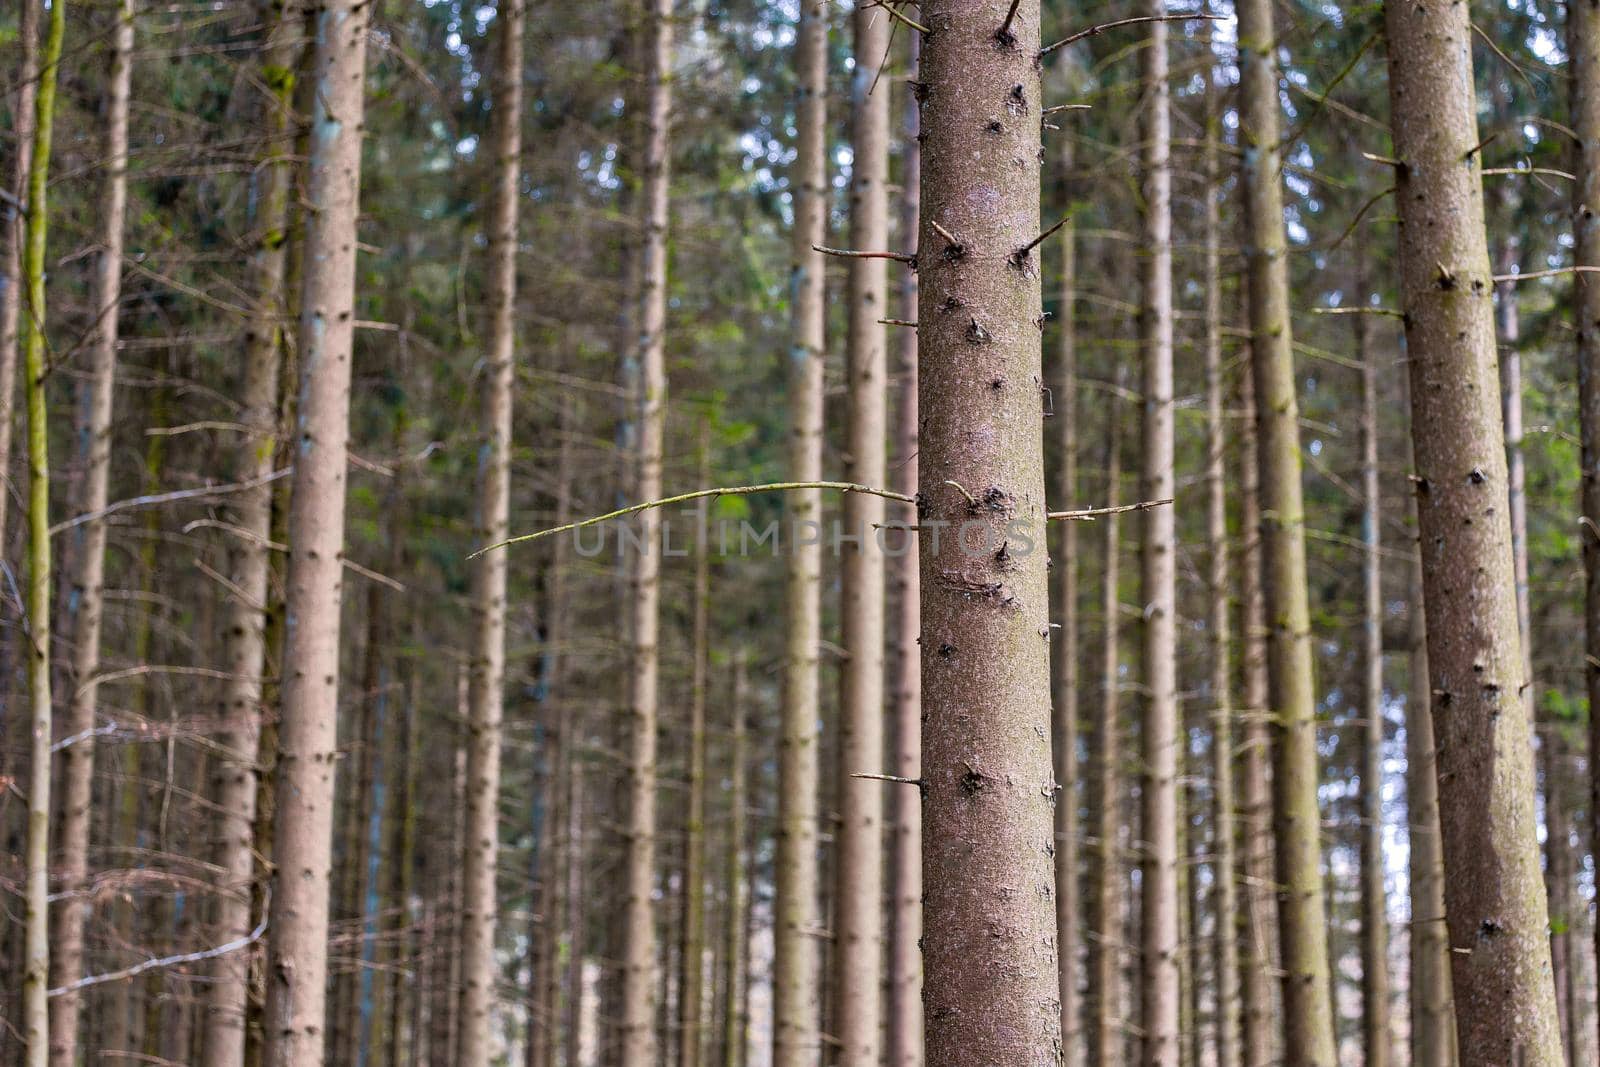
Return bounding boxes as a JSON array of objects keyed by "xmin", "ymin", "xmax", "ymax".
[
  {"xmin": 1043, "ymin": 103, "xmax": 1092, "ymax": 115},
  {"xmin": 1041, "ymin": 14, "xmax": 1223, "ymax": 56},
  {"xmin": 1048, "ymin": 498, "xmax": 1172, "ymax": 521},
  {"xmin": 1492, "ymin": 265, "xmax": 1600, "ymax": 284},
  {"xmin": 1015, "ymin": 215, "xmax": 1071, "ymax": 261},
  {"xmin": 995, "ymin": 0, "xmax": 1023, "ymax": 43},
  {"xmin": 929, "ymin": 220, "xmax": 963, "ymax": 250},
  {"xmin": 474, "ymin": 481, "xmax": 917, "ymax": 556},
  {"xmin": 1308, "ymin": 306, "xmax": 1404, "ymax": 318},
  {"xmin": 814, "ymin": 244, "xmax": 916, "ymax": 265},
  {"xmin": 869, "ymin": 0, "xmax": 929, "ymax": 34},
  {"xmin": 49, "ymin": 468, "xmax": 291, "ymax": 535},
  {"xmin": 49, "ymin": 899, "xmax": 269, "ymax": 997},
  {"xmin": 851, "ymin": 772, "xmax": 923, "ymax": 787}
]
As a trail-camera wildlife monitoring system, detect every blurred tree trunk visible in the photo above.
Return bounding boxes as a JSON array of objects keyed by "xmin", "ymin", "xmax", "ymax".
[{"xmin": 678, "ymin": 423, "xmax": 712, "ymax": 1067}]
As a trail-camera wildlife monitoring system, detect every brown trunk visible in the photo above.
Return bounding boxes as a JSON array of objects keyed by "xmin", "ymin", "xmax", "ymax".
[
  {"xmin": 723, "ymin": 650, "xmax": 750, "ymax": 1067},
  {"xmin": 0, "ymin": 0, "xmax": 38, "ymax": 561},
  {"xmin": 679, "ymin": 424, "xmax": 712, "ymax": 1067},
  {"xmin": 1384, "ymin": 0, "xmax": 1562, "ymax": 1058},
  {"xmin": 260, "ymin": 0, "xmax": 370, "ymax": 1057},
  {"xmin": 917, "ymin": 4, "xmax": 1059, "ymax": 1063}
]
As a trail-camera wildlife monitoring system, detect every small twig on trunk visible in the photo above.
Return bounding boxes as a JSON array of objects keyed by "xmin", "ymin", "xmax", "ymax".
[
  {"xmin": 814, "ymin": 244, "xmax": 916, "ymax": 265},
  {"xmin": 851, "ymin": 772, "xmax": 924, "ymax": 788},
  {"xmin": 1041, "ymin": 14, "xmax": 1223, "ymax": 56},
  {"xmin": 1048, "ymin": 498, "xmax": 1173, "ymax": 521},
  {"xmin": 1043, "ymin": 103, "xmax": 1092, "ymax": 115},
  {"xmin": 995, "ymin": 0, "xmax": 1023, "ymax": 44},
  {"xmin": 1491, "ymin": 265, "xmax": 1600, "ymax": 284},
  {"xmin": 1013, "ymin": 214, "xmax": 1071, "ymax": 265},
  {"xmin": 49, "ymin": 895, "xmax": 269, "ymax": 996}
]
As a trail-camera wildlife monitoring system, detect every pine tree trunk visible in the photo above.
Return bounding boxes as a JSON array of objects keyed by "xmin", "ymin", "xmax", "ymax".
[
  {"xmin": 1383, "ymin": 0, "xmax": 1562, "ymax": 1058},
  {"xmin": 678, "ymin": 424, "xmax": 711, "ymax": 1067},
  {"xmin": 1355, "ymin": 268, "xmax": 1391, "ymax": 1067},
  {"xmin": 20, "ymin": 0, "xmax": 67, "ymax": 1056},
  {"xmin": 774, "ymin": 3, "xmax": 826, "ymax": 1063},
  {"xmin": 917, "ymin": 6, "xmax": 1059, "ymax": 1064},
  {"xmin": 1203, "ymin": 81, "xmax": 1241, "ymax": 1067},
  {"xmin": 1236, "ymin": 0, "xmax": 1337, "ymax": 1057},
  {"xmin": 832, "ymin": 4, "xmax": 890, "ymax": 1062},
  {"xmin": 0, "ymin": 0, "xmax": 38, "ymax": 563},
  {"xmin": 201, "ymin": 7, "xmax": 298, "ymax": 1061},
  {"xmin": 1088, "ymin": 407, "xmax": 1124, "ymax": 1067},
  {"xmin": 1573, "ymin": 0, "xmax": 1600, "ymax": 1061},
  {"xmin": 723, "ymin": 650, "xmax": 749, "ymax": 1067},
  {"xmin": 260, "ymin": 0, "xmax": 370, "ymax": 1057},
  {"xmin": 1137, "ymin": 7, "xmax": 1180, "ymax": 1061},
  {"xmin": 621, "ymin": 1, "xmax": 673, "ymax": 1060},
  {"xmin": 886, "ymin": 30, "xmax": 923, "ymax": 1067}
]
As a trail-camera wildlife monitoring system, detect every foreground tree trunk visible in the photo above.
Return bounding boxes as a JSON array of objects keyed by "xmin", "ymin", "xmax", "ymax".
[
  {"xmin": 917, "ymin": 2, "xmax": 1059, "ymax": 1063},
  {"xmin": 0, "ymin": 0, "xmax": 38, "ymax": 557},
  {"xmin": 1236, "ymin": 0, "xmax": 1337, "ymax": 1057},
  {"xmin": 261, "ymin": 0, "xmax": 370, "ymax": 1059},
  {"xmin": 1137, "ymin": 8, "xmax": 1180, "ymax": 1063},
  {"xmin": 1383, "ymin": 0, "xmax": 1562, "ymax": 1059},
  {"xmin": 458, "ymin": 0, "xmax": 524, "ymax": 1059},
  {"xmin": 20, "ymin": 0, "xmax": 67, "ymax": 1058},
  {"xmin": 832, "ymin": 4, "xmax": 890, "ymax": 1062},
  {"xmin": 49, "ymin": 6, "xmax": 134, "ymax": 1059},
  {"xmin": 621, "ymin": 1, "xmax": 673, "ymax": 1061},
  {"xmin": 773, "ymin": 3, "xmax": 825, "ymax": 1064},
  {"xmin": 202, "ymin": 7, "xmax": 300, "ymax": 1061}
]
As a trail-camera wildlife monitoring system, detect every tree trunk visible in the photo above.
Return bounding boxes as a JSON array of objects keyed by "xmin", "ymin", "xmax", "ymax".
[
  {"xmin": 48, "ymin": 4, "xmax": 133, "ymax": 1058},
  {"xmin": 260, "ymin": 0, "xmax": 370, "ymax": 1058},
  {"xmin": 1088, "ymin": 401, "xmax": 1124, "ymax": 1067},
  {"xmin": 774, "ymin": 3, "xmax": 825, "ymax": 1064},
  {"xmin": 621, "ymin": 1, "xmax": 672, "ymax": 1061},
  {"xmin": 679, "ymin": 424, "xmax": 712, "ymax": 1067},
  {"xmin": 458, "ymin": 0, "xmax": 524, "ymax": 1058},
  {"xmin": 201, "ymin": 6, "xmax": 299, "ymax": 1061},
  {"xmin": 1137, "ymin": 7, "xmax": 1180, "ymax": 1062},
  {"xmin": 917, "ymin": 4, "xmax": 1058, "ymax": 1063},
  {"xmin": 1383, "ymin": 0, "xmax": 1562, "ymax": 1058},
  {"xmin": 1202, "ymin": 78, "xmax": 1240, "ymax": 1067},
  {"xmin": 0, "ymin": 0, "xmax": 39, "ymax": 564},
  {"xmin": 20, "ymin": 0, "xmax": 67, "ymax": 1056},
  {"xmin": 832, "ymin": 4, "xmax": 890, "ymax": 1063},
  {"xmin": 886, "ymin": 28, "xmax": 923, "ymax": 1067},
  {"xmin": 1354, "ymin": 264, "xmax": 1392, "ymax": 1067},
  {"xmin": 1236, "ymin": 0, "xmax": 1337, "ymax": 1058},
  {"xmin": 723, "ymin": 650, "xmax": 749, "ymax": 1067}
]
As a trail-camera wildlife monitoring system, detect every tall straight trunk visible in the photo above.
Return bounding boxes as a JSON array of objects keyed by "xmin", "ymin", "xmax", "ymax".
[
  {"xmin": 774, "ymin": 3, "xmax": 825, "ymax": 1064},
  {"xmin": 918, "ymin": 5, "xmax": 1058, "ymax": 1064},
  {"xmin": 458, "ymin": 0, "xmax": 524, "ymax": 1058},
  {"xmin": 1087, "ymin": 395, "xmax": 1124, "ymax": 1067},
  {"xmin": 679, "ymin": 425, "xmax": 712, "ymax": 1067},
  {"xmin": 1355, "ymin": 274, "xmax": 1391, "ymax": 1067},
  {"xmin": 49, "ymin": 4, "xmax": 133, "ymax": 1059},
  {"xmin": 0, "ymin": 0, "xmax": 38, "ymax": 559},
  {"xmin": 723, "ymin": 650, "xmax": 749, "ymax": 1067},
  {"xmin": 260, "ymin": 0, "xmax": 370, "ymax": 1058},
  {"xmin": 886, "ymin": 29, "xmax": 923, "ymax": 1067},
  {"xmin": 621, "ymin": 2, "xmax": 672, "ymax": 1061},
  {"xmin": 1235, "ymin": 349, "xmax": 1276, "ymax": 1067},
  {"xmin": 1236, "ymin": 0, "xmax": 1337, "ymax": 1058},
  {"xmin": 1383, "ymin": 0, "xmax": 1561, "ymax": 1060},
  {"xmin": 1403, "ymin": 399, "xmax": 1458, "ymax": 1067},
  {"xmin": 20, "ymin": 0, "xmax": 67, "ymax": 1057},
  {"xmin": 203, "ymin": 9, "xmax": 299, "ymax": 1061},
  {"xmin": 1137, "ymin": 8, "xmax": 1179, "ymax": 1063},
  {"xmin": 832, "ymin": 5, "xmax": 890, "ymax": 1063},
  {"xmin": 1202, "ymin": 82, "xmax": 1240, "ymax": 1067},
  {"xmin": 1051, "ymin": 167, "xmax": 1080, "ymax": 1067},
  {"xmin": 382, "ymin": 646, "xmax": 420, "ymax": 1067},
  {"xmin": 1574, "ymin": 0, "xmax": 1600, "ymax": 1061}
]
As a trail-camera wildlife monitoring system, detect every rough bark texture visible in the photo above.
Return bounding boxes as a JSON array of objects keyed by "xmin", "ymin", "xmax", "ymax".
[
  {"xmin": 1355, "ymin": 279, "xmax": 1392, "ymax": 1067},
  {"xmin": 203, "ymin": 8, "xmax": 299, "ymax": 1061},
  {"xmin": 773, "ymin": 3, "xmax": 825, "ymax": 1063},
  {"xmin": 886, "ymin": 30, "xmax": 923, "ymax": 1067},
  {"xmin": 620, "ymin": 1, "xmax": 672, "ymax": 1060},
  {"xmin": 0, "ymin": 0, "xmax": 38, "ymax": 555},
  {"xmin": 917, "ymin": 3, "xmax": 1059, "ymax": 1063},
  {"xmin": 1575, "ymin": 0, "xmax": 1600, "ymax": 1062},
  {"xmin": 1383, "ymin": 0, "xmax": 1562, "ymax": 1059},
  {"xmin": 1202, "ymin": 83, "xmax": 1240, "ymax": 1067},
  {"xmin": 458, "ymin": 0, "xmax": 523, "ymax": 1058},
  {"xmin": 260, "ymin": 0, "xmax": 370, "ymax": 1058},
  {"xmin": 49, "ymin": 5, "xmax": 133, "ymax": 1058},
  {"xmin": 1236, "ymin": 0, "xmax": 1337, "ymax": 1057},
  {"xmin": 20, "ymin": 0, "xmax": 66, "ymax": 1057},
  {"xmin": 1137, "ymin": 9, "xmax": 1179, "ymax": 1063},
  {"xmin": 832, "ymin": 5, "xmax": 890, "ymax": 1063},
  {"xmin": 1088, "ymin": 408, "xmax": 1124, "ymax": 1067}
]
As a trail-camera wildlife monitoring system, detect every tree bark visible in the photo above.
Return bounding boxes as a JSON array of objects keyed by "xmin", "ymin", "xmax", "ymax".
[
  {"xmin": 621, "ymin": 1, "xmax": 672, "ymax": 1061},
  {"xmin": 201, "ymin": 7, "xmax": 299, "ymax": 1062},
  {"xmin": 832, "ymin": 4, "xmax": 890, "ymax": 1063},
  {"xmin": 1236, "ymin": 0, "xmax": 1337, "ymax": 1057},
  {"xmin": 1137, "ymin": 7, "xmax": 1179, "ymax": 1062},
  {"xmin": 49, "ymin": 3, "xmax": 133, "ymax": 1060},
  {"xmin": 0, "ymin": 0, "xmax": 39, "ymax": 561},
  {"xmin": 260, "ymin": 0, "xmax": 370, "ymax": 1058},
  {"xmin": 679, "ymin": 424, "xmax": 712, "ymax": 1067},
  {"xmin": 723, "ymin": 650, "xmax": 750, "ymax": 1067},
  {"xmin": 20, "ymin": 0, "xmax": 67, "ymax": 1056},
  {"xmin": 917, "ymin": 4, "xmax": 1059, "ymax": 1063},
  {"xmin": 1383, "ymin": 0, "xmax": 1562, "ymax": 1059},
  {"xmin": 886, "ymin": 28, "xmax": 923, "ymax": 1067},
  {"xmin": 773, "ymin": 3, "xmax": 825, "ymax": 1064}
]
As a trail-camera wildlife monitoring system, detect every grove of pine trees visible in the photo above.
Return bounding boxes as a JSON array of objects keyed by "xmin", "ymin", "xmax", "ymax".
[{"xmin": 6, "ymin": 0, "xmax": 1600, "ymax": 1063}]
